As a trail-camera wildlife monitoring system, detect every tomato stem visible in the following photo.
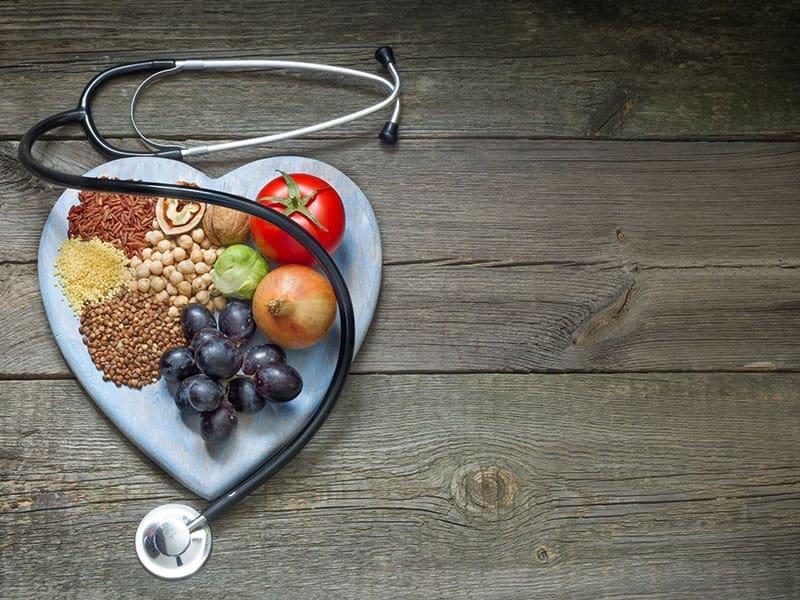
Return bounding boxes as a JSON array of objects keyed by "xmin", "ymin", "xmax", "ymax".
[{"xmin": 261, "ymin": 170, "xmax": 329, "ymax": 231}]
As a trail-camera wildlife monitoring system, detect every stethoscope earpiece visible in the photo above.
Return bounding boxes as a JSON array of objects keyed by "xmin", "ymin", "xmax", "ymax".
[
  {"xmin": 374, "ymin": 46, "xmax": 395, "ymax": 69},
  {"xmin": 379, "ymin": 121, "xmax": 399, "ymax": 145},
  {"xmin": 374, "ymin": 46, "xmax": 400, "ymax": 145}
]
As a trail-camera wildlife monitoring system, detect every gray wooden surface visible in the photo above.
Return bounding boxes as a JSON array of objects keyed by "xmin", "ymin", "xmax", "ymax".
[{"xmin": 1, "ymin": 1, "xmax": 798, "ymax": 598}]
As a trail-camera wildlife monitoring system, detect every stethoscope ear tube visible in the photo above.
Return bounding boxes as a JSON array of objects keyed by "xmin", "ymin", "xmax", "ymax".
[{"xmin": 18, "ymin": 117, "xmax": 356, "ymax": 544}]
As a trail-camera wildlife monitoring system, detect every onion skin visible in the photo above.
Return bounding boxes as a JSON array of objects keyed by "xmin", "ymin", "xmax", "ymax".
[{"xmin": 252, "ymin": 264, "xmax": 337, "ymax": 349}]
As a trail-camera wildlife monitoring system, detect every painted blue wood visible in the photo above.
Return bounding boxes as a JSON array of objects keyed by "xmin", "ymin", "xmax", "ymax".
[{"xmin": 38, "ymin": 156, "xmax": 382, "ymax": 500}]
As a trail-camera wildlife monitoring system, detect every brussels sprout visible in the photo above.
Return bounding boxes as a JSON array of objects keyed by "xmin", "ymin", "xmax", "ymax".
[{"xmin": 212, "ymin": 244, "xmax": 269, "ymax": 300}]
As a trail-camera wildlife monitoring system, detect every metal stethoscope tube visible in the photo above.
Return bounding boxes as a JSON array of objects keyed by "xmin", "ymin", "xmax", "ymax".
[{"xmin": 17, "ymin": 47, "xmax": 399, "ymax": 578}]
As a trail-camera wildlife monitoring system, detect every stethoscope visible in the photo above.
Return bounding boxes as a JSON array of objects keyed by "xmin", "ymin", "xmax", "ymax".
[{"xmin": 17, "ymin": 47, "xmax": 400, "ymax": 579}]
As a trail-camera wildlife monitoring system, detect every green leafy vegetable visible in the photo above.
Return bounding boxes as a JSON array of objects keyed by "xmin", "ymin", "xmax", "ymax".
[{"xmin": 212, "ymin": 244, "xmax": 269, "ymax": 300}]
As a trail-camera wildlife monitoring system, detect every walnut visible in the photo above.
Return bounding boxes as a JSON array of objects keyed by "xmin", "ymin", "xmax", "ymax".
[
  {"xmin": 202, "ymin": 204, "xmax": 250, "ymax": 246},
  {"xmin": 155, "ymin": 197, "xmax": 206, "ymax": 235}
]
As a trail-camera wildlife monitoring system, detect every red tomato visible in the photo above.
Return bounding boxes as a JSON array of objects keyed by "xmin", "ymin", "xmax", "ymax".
[{"xmin": 251, "ymin": 171, "xmax": 346, "ymax": 265}]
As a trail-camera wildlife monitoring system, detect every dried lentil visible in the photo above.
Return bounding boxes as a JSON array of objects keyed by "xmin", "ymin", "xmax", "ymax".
[{"xmin": 79, "ymin": 290, "xmax": 185, "ymax": 388}]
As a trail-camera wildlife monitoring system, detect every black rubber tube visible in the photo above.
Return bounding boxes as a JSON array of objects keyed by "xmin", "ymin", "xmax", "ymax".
[{"xmin": 18, "ymin": 111, "xmax": 356, "ymax": 524}]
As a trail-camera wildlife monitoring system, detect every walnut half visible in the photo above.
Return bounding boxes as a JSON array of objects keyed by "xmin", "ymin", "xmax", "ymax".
[{"xmin": 155, "ymin": 197, "xmax": 206, "ymax": 235}]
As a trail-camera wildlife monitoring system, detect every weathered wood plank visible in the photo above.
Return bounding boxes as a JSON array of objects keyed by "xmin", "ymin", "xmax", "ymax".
[
  {"xmin": 3, "ymin": 139, "xmax": 799, "ymax": 266},
  {"xmin": 3, "ymin": 137, "xmax": 797, "ymax": 375},
  {"xmin": 3, "ymin": 259, "xmax": 798, "ymax": 376},
  {"xmin": 1, "ymin": 374, "xmax": 798, "ymax": 598},
  {"xmin": 2, "ymin": 1, "xmax": 798, "ymax": 139}
]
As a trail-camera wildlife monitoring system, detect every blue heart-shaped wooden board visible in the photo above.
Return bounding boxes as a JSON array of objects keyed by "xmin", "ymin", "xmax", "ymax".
[{"xmin": 38, "ymin": 156, "xmax": 381, "ymax": 500}]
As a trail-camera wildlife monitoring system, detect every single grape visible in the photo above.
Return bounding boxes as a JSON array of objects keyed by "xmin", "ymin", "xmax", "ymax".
[
  {"xmin": 159, "ymin": 346, "xmax": 198, "ymax": 383},
  {"xmin": 200, "ymin": 400, "xmax": 238, "ymax": 444},
  {"xmin": 191, "ymin": 327, "xmax": 227, "ymax": 349},
  {"xmin": 218, "ymin": 299, "xmax": 256, "ymax": 344},
  {"xmin": 195, "ymin": 338, "xmax": 242, "ymax": 379},
  {"xmin": 254, "ymin": 362, "xmax": 303, "ymax": 403},
  {"xmin": 176, "ymin": 373, "xmax": 225, "ymax": 412},
  {"xmin": 242, "ymin": 343, "xmax": 287, "ymax": 375},
  {"xmin": 227, "ymin": 376, "xmax": 266, "ymax": 414},
  {"xmin": 174, "ymin": 377, "xmax": 198, "ymax": 413},
  {"xmin": 181, "ymin": 303, "xmax": 216, "ymax": 341}
]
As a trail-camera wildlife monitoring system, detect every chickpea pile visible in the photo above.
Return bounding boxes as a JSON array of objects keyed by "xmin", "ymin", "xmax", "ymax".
[{"xmin": 124, "ymin": 222, "xmax": 227, "ymax": 317}]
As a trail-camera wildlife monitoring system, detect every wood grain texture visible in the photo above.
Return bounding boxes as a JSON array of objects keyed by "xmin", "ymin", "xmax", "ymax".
[
  {"xmin": 5, "ymin": 259, "xmax": 799, "ymax": 376},
  {"xmin": 2, "ymin": 1, "xmax": 799, "ymax": 597},
  {"xmin": 2, "ymin": 139, "xmax": 797, "ymax": 375},
  {"xmin": 3, "ymin": 139, "xmax": 799, "ymax": 266},
  {"xmin": 1, "ymin": 375, "xmax": 798, "ymax": 598},
  {"xmin": 1, "ymin": 1, "xmax": 798, "ymax": 140}
]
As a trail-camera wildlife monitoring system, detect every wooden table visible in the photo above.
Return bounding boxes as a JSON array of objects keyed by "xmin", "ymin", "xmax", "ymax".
[{"xmin": 1, "ymin": 2, "xmax": 798, "ymax": 597}]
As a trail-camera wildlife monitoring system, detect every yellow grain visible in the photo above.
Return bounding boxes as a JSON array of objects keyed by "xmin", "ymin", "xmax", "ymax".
[{"xmin": 55, "ymin": 238, "xmax": 129, "ymax": 315}]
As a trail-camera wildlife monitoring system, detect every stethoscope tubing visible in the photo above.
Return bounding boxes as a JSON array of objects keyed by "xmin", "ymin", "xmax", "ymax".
[
  {"xmin": 132, "ymin": 59, "xmax": 400, "ymax": 156},
  {"xmin": 18, "ymin": 108, "xmax": 356, "ymax": 529}
]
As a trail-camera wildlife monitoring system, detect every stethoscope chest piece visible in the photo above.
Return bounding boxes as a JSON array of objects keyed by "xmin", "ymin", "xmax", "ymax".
[{"xmin": 135, "ymin": 504, "xmax": 212, "ymax": 579}]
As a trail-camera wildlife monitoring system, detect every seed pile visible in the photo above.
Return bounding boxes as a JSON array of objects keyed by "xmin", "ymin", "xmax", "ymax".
[
  {"xmin": 68, "ymin": 188, "xmax": 157, "ymax": 258},
  {"xmin": 127, "ymin": 223, "xmax": 227, "ymax": 316},
  {"xmin": 79, "ymin": 290, "xmax": 185, "ymax": 388},
  {"xmin": 55, "ymin": 238, "xmax": 129, "ymax": 315}
]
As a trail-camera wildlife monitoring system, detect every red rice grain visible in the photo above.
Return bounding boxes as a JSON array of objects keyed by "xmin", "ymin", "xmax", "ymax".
[{"xmin": 68, "ymin": 187, "xmax": 157, "ymax": 258}]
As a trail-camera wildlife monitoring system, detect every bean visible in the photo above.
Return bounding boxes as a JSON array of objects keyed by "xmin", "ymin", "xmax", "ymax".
[
  {"xmin": 203, "ymin": 249, "xmax": 217, "ymax": 265},
  {"xmin": 177, "ymin": 234, "xmax": 193, "ymax": 250},
  {"xmin": 169, "ymin": 270, "xmax": 184, "ymax": 286},
  {"xmin": 134, "ymin": 263, "xmax": 150, "ymax": 279},
  {"xmin": 150, "ymin": 277, "xmax": 166, "ymax": 293},
  {"xmin": 149, "ymin": 260, "xmax": 164, "ymax": 276},
  {"xmin": 177, "ymin": 259, "xmax": 195, "ymax": 275},
  {"xmin": 191, "ymin": 277, "xmax": 207, "ymax": 293},
  {"xmin": 213, "ymin": 295, "xmax": 227, "ymax": 311},
  {"xmin": 177, "ymin": 281, "xmax": 192, "ymax": 297}
]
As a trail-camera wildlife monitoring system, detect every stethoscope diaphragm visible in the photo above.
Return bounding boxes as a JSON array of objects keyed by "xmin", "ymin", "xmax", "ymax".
[{"xmin": 135, "ymin": 503, "xmax": 212, "ymax": 579}]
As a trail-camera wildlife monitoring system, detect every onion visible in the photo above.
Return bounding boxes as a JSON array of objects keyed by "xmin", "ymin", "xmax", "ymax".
[{"xmin": 252, "ymin": 264, "xmax": 337, "ymax": 349}]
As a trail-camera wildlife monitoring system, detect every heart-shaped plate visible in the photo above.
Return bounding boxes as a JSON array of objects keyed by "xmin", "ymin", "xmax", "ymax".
[{"xmin": 38, "ymin": 156, "xmax": 381, "ymax": 500}]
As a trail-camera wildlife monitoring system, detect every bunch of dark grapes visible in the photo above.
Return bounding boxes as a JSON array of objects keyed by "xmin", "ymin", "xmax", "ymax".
[{"xmin": 159, "ymin": 300, "xmax": 303, "ymax": 445}]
